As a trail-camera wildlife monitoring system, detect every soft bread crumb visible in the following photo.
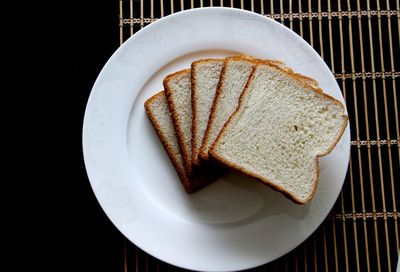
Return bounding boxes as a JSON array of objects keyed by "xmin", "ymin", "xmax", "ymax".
[
  {"xmin": 210, "ymin": 62, "xmax": 348, "ymax": 204},
  {"xmin": 144, "ymin": 91, "xmax": 217, "ymax": 193},
  {"xmin": 191, "ymin": 59, "xmax": 224, "ymax": 166},
  {"xmin": 200, "ymin": 57, "xmax": 255, "ymax": 161},
  {"xmin": 164, "ymin": 69, "xmax": 193, "ymax": 176}
]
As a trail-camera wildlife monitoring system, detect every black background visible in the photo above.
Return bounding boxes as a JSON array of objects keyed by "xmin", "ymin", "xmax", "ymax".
[{"xmin": 29, "ymin": 1, "xmax": 123, "ymax": 271}]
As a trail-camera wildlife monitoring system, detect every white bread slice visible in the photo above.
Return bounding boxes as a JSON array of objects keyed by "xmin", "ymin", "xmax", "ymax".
[
  {"xmin": 199, "ymin": 56, "xmax": 256, "ymax": 161},
  {"xmin": 191, "ymin": 58, "xmax": 224, "ymax": 166},
  {"xmin": 163, "ymin": 69, "xmax": 193, "ymax": 176},
  {"xmin": 144, "ymin": 91, "xmax": 214, "ymax": 193},
  {"xmin": 209, "ymin": 62, "xmax": 348, "ymax": 204}
]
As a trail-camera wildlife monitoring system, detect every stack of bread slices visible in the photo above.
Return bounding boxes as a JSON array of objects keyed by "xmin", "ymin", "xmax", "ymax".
[{"xmin": 144, "ymin": 55, "xmax": 348, "ymax": 204}]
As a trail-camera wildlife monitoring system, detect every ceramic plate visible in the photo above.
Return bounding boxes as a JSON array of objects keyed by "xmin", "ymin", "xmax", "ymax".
[{"xmin": 83, "ymin": 7, "xmax": 350, "ymax": 271}]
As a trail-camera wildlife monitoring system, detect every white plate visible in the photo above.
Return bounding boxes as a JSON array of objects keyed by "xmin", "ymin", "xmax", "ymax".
[{"xmin": 83, "ymin": 7, "xmax": 350, "ymax": 272}]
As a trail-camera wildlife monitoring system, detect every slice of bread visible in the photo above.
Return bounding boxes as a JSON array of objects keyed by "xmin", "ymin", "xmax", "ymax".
[
  {"xmin": 199, "ymin": 56, "xmax": 256, "ymax": 161},
  {"xmin": 209, "ymin": 61, "xmax": 348, "ymax": 204},
  {"xmin": 191, "ymin": 58, "xmax": 224, "ymax": 166},
  {"xmin": 163, "ymin": 69, "xmax": 193, "ymax": 176},
  {"xmin": 144, "ymin": 91, "xmax": 214, "ymax": 193}
]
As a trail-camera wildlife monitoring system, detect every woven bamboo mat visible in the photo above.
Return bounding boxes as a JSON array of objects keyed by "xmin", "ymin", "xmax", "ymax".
[{"xmin": 119, "ymin": 0, "xmax": 400, "ymax": 271}]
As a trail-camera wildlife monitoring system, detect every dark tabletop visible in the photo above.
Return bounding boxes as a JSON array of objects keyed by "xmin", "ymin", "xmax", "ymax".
[{"xmin": 30, "ymin": 1, "xmax": 122, "ymax": 271}]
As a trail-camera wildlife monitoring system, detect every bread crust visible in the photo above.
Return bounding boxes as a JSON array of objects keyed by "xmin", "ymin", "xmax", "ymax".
[
  {"xmin": 209, "ymin": 61, "xmax": 349, "ymax": 204},
  {"xmin": 191, "ymin": 58, "xmax": 225, "ymax": 167},
  {"xmin": 163, "ymin": 69, "xmax": 193, "ymax": 176}
]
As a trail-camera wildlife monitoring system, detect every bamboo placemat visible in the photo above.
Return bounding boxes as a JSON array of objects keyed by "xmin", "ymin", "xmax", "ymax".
[{"xmin": 119, "ymin": 0, "xmax": 399, "ymax": 271}]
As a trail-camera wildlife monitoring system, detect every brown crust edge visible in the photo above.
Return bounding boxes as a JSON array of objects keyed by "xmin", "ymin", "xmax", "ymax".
[
  {"xmin": 163, "ymin": 68, "xmax": 193, "ymax": 176},
  {"xmin": 209, "ymin": 61, "xmax": 349, "ymax": 204},
  {"xmin": 143, "ymin": 91, "xmax": 195, "ymax": 193},
  {"xmin": 191, "ymin": 58, "xmax": 225, "ymax": 167},
  {"xmin": 199, "ymin": 56, "xmax": 258, "ymax": 162}
]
